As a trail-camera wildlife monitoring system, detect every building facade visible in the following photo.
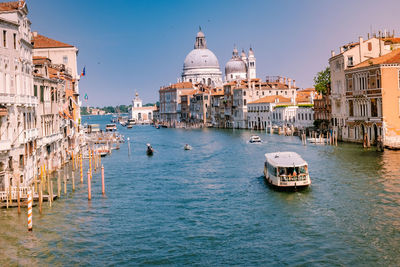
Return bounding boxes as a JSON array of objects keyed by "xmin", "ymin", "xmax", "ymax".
[
  {"xmin": 0, "ymin": 1, "xmax": 38, "ymax": 191},
  {"xmin": 344, "ymin": 48, "xmax": 400, "ymax": 148},
  {"xmin": 130, "ymin": 93, "xmax": 156, "ymax": 123}
]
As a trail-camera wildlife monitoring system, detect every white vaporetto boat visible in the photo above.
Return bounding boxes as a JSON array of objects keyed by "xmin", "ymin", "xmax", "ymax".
[
  {"xmin": 264, "ymin": 152, "xmax": 311, "ymax": 189},
  {"xmin": 249, "ymin": 135, "xmax": 262, "ymax": 143}
]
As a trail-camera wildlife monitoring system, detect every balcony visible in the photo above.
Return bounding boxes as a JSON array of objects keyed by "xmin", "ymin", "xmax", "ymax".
[
  {"xmin": 0, "ymin": 93, "xmax": 38, "ymax": 107},
  {"xmin": 39, "ymin": 133, "xmax": 63, "ymax": 146},
  {"xmin": 18, "ymin": 128, "xmax": 39, "ymax": 144},
  {"xmin": 0, "ymin": 140, "xmax": 11, "ymax": 152}
]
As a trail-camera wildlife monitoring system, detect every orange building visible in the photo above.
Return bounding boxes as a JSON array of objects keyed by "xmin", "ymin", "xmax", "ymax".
[{"xmin": 344, "ymin": 48, "xmax": 400, "ymax": 148}]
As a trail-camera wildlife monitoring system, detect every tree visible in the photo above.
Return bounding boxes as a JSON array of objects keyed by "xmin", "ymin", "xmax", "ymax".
[{"xmin": 313, "ymin": 67, "xmax": 331, "ymax": 95}]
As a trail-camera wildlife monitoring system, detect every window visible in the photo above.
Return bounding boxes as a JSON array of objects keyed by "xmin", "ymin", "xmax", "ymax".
[
  {"xmin": 3, "ymin": 30, "xmax": 6, "ymax": 47},
  {"xmin": 244, "ymin": 99, "xmax": 246, "ymax": 106},
  {"xmin": 398, "ymin": 70, "xmax": 400, "ymax": 89},
  {"xmin": 348, "ymin": 56, "xmax": 354, "ymax": 67},
  {"xmin": 13, "ymin": 33, "xmax": 16, "ymax": 49},
  {"xmin": 368, "ymin": 42, "xmax": 372, "ymax": 51},
  {"xmin": 34, "ymin": 85, "xmax": 37, "ymax": 97},
  {"xmin": 370, "ymin": 98, "xmax": 377, "ymax": 117},
  {"xmin": 63, "ymin": 56, "xmax": 68, "ymax": 64},
  {"xmin": 349, "ymin": 100, "xmax": 354, "ymax": 116},
  {"xmin": 377, "ymin": 71, "xmax": 381, "ymax": 88},
  {"xmin": 40, "ymin": 86, "xmax": 44, "ymax": 102},
  {"xmin": 51, "ymin": 87, "xmax": 55, "ymax": 101},
  {"xmin": 399, "ymin": 97, "xmax": 400, "ymax": 116}
]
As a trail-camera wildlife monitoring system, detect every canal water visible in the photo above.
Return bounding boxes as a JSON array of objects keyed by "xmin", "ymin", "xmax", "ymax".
[{"xmin": 1, "ymin": 115, "xmax": 399, "ymax": 266}]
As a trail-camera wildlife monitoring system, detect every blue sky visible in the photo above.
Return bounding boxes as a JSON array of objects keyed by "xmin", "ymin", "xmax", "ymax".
[{"xmin": 27, "ymin": 0, "xmax": 400, "ymax": 106}]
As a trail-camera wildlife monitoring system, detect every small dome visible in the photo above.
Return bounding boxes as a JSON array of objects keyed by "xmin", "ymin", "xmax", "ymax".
[
  {"xmin": 183, "ymin": 48, "xmax": 220, "ymax": 70},
  {"xmin": 225, "ymin": 57, "xmax": 247, "ymax": 75}
]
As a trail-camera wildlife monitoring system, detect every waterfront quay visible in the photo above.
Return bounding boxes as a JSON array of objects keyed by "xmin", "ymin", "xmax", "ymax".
[{"xmin": 1, "ymin": 115, "xmax": 399, "ymax": 266}]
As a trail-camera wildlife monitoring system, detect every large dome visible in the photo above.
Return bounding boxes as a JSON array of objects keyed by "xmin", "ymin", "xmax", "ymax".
[{"xmin": 183, "ymin": 48, "xmax": 220, "ymax": 70}]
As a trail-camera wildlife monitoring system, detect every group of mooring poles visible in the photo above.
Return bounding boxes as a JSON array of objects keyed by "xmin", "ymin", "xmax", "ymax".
[
  {"xmin": 21, "ymin": 148, "xmax": 106, "ymax": 232},
  {"xmin": 301, "ymin": 129, "xmax": 338, "ymax": 146}
]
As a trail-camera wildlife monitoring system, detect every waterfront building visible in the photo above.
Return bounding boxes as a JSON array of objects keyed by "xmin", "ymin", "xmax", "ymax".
[
  {"xmin": 247, "ymin": 95, "xmax": 314, "ymax": 130},
  {"xmin": 189, "ymin": 85, "xmax": 211, "ymax": 124},
  {"xmin": 209, "ymin": 87, "xmax": 224, "ymax": 127},
  {"xmin": 31, "ymin": 32, "xmax": 81, "ymax": 155},
  {"xmin": 130, "ymin": 93, "xmax": 156, "ymax": 123},
  {"xmin": 180, "ymin": 89, "xmax": 196, "ymax": 123},
  {"xmin": 0, "ymin": 1, "xmax": 38, "ymax": 190},
  {"xmin": 181, "ymin": 28, "xmax": 222, "ymax": 87},
  {"xmin": 329, "ymin": 36, "xmax": 390, "ymax": 139},
  {"xmin": 344, "ymin": 48, "xmax": 400, "ymax": 148},
  {"xmin": 159, "ymin": 82, "xmax": 194, "ymax": 123},
  {"xmin": 33, "ymin": 57, "xmax": 65, "ymax": 172}
]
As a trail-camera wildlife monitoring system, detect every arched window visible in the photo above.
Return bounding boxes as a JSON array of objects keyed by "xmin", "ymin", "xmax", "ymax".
[{"xmin": 207, "ymin": 78, "xmax": 211, "ymax": 85}]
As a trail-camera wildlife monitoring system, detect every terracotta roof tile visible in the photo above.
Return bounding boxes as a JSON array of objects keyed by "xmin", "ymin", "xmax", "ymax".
[
  {"xmin": 32, "ymin": 33, "xmax": 74, "ymax": 49},
  {"xmin": 249, "ymin": 95, "xmax": 291, "ymax": 104},
  {"xmin": 352, "ymin": 48, "xmax": 400, "ymax": 68},
  {"xmin": 0, "ymin": 1, "xmax": 24, "ymax": 11}
]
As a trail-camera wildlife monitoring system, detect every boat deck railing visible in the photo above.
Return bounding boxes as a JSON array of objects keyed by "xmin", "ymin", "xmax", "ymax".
[{"xmin": 279, "ymin": 174, "xmax": 308, "ymax": 182}]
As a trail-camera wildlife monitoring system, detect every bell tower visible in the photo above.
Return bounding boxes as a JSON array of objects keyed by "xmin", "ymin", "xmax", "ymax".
[
  {"xmin": 132, "ymin": 92, "xmax": 142, "ymax": 108},
  {"xmin": 247, "ymin": 47, "xmax": 256, "ymax": 79}
]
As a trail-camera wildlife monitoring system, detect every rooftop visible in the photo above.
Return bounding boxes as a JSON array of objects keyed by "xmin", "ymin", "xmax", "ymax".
[
  {"xmin": 351, "ymin": 48, "xmax": 400, "ymax": 68},
  {"xmin": 248, "ymin": 95, "xmax": 291, "ymax": 104},
  {"xmin": 32, "ymin": 33, "xmax": 74, "ymax": 49},
  {"xmin": 0, "ymin": 1, "xmax": 24, "ymax": 11}
]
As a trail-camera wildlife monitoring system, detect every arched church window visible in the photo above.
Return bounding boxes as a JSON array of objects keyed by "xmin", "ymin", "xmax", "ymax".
[
  {"xmin": 189, "ymin": 79, "xmax": 192, "ymax": 83},
  {"xmin": 207, "ymin": 78, "xmax": 211, "ymax": 85}
]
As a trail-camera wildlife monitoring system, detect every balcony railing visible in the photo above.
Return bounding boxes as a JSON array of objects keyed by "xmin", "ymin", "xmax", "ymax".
[
  {"xmin": 0, "ymin": 93, "xmax": 38, "ymax": 106},
  {"xmin": 18, "ymin": 128, "xmax": 39, "ymax": 144},
  {"xmin": 0, "ymin": 140, "xmax": 11, "ymax": 151},
  {"xmin": 39, "ymin": 133, "xmax": 63, "ymax": 146}
]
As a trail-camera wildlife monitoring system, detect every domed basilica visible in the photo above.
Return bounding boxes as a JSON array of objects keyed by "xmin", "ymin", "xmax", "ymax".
[{"xmin": 181, "ymin": 28, "xmax": 256, "ymax": 87}]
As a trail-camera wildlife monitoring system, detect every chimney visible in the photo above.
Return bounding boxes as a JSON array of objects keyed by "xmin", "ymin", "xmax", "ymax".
[
  {"xmin": 288, "ymin": 78, "xmax": 292, "ymax": 88},
  {"xmin": 340, "ymin": 46, "xmax": 344, "ymax": 53},
  {"xmin": 293, "ymin": 80, "xmax": 296, "ymax": 88},
  {"xmin": 283, "ymin": 77, "xmax": 287, "ymax": 84},
  {"xmin": 331, "ymin": 50, "xmax": 335, "ymax": 57},
  {"xmin": 359, "ymin": 36, "xmax": 364, "ymax": 62},
  {"xmin": 33, "ymin": 31, "xmax": 38, "ymax": 37}
]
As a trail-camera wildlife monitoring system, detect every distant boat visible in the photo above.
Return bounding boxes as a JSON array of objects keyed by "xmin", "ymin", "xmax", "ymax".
[
  {"xmin": 249, "ymin": 135, "xmax": 262, "ymax": 143},
  {"xmin": 105, "ymin": 124, "xmax": 117, "ymax": 132},
  {"xmin": 127, "ymin": 125, "xmax": 133, "ymax": 129},
  {"xmin": 184, "ymin": 144, "xmax": 192, "ymax": 150},
  {"xmin": 146, "ymin": 143, "xmax": 154, "ymax": 156}
]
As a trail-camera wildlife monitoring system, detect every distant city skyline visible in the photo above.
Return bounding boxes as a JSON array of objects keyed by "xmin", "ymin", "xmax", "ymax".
[{"xmin": 27, "ymin": 0, "xmax": 400, "ymax": 106}]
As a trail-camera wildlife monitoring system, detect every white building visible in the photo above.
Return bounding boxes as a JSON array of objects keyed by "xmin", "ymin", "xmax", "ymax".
[
  {"xmin": 181, "ymin": 28, "xmax": 222, "ymax": 87},
  {"xmin": 247, "ymin": 95, "xmax": 314, "ymax": 130},
  {"xmin": 329, "ymin": 36, "xmax": 390, "ymax": 139},
  {"xmin": 130, "ymin": 93, "xmax": 156, "ymax": 123},
  {"xmin": 0, "ymin": 1, "xmax": 38, "ymax": 190}
]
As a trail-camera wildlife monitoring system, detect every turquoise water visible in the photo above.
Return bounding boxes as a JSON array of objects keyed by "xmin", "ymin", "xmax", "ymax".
[{"xmin": 1, "ymin": 115, "xmax": 399, "ymax": 266}]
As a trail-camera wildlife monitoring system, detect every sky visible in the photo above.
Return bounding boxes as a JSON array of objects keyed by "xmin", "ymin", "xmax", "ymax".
[{"xmin": 26, "ymin": 0, "xmax": 400, "ymax": 107}]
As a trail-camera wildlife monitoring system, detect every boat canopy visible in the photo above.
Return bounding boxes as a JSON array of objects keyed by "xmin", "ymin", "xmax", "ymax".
[{"xmin": 265, "ymin": 152, "xmax": 307, "ymax": 167}]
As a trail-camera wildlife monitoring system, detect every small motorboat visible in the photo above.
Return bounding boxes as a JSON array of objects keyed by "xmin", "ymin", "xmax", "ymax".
[
  {"xmin": 249, "ymin": 135, "xmax": 262, "ymax": 143},
  {"xmin": 127, "ymin": 125, "xmax": 133, "ymax": 129},
  {"xmin": 146, "ymin": 143, "xmax": 154, "ymax": 156},
  {"xmin": 105, "ymin": 123, "xmax": 117, "ymax": 132},
  {"xmin": 184, "ymin": 144, "xmax": 192, "ymax": 150}
]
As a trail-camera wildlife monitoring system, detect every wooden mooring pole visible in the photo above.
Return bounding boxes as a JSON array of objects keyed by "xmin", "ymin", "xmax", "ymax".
[
  {"xmin": 101, "ymin": 165, "xmax": 105, "ymax": 196},
  {"xmin": 27, "ymin": 188, "xmax": 33, "ymax": 231},
  {"xmin": 87, "ymin": 170, "xmax": 91, "ymax": 201}
]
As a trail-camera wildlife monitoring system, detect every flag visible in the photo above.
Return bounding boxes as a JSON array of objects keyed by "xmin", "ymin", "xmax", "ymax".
[
  {"xmin": 81, "ymin": 66, "xmax": 86, "ymax": 77},
  {"xmin": 84, "ymin": 93, "xmax": 88, "ymax": 101}
]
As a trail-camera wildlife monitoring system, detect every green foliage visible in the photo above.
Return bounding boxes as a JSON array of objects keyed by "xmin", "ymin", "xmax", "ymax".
[
  {"xmin": 80, "ymin": 107, "xmax": 90, "ymax": 115},
  {"xmin": 313, "ymin": 67, "xmax": 331, "ymax": 95},
  {"xmin": 274, "ymin": 105, "xmax": 290, "ymax": 108},
  {"xmin": 298, "ymin": 104, "xmax": 314, "ymax": 108}
]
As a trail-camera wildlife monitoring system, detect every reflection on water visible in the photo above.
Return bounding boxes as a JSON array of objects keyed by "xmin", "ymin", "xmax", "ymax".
[{"xmin": 0, "ymin": 115, "xmax": 399, "ymax": 266}]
